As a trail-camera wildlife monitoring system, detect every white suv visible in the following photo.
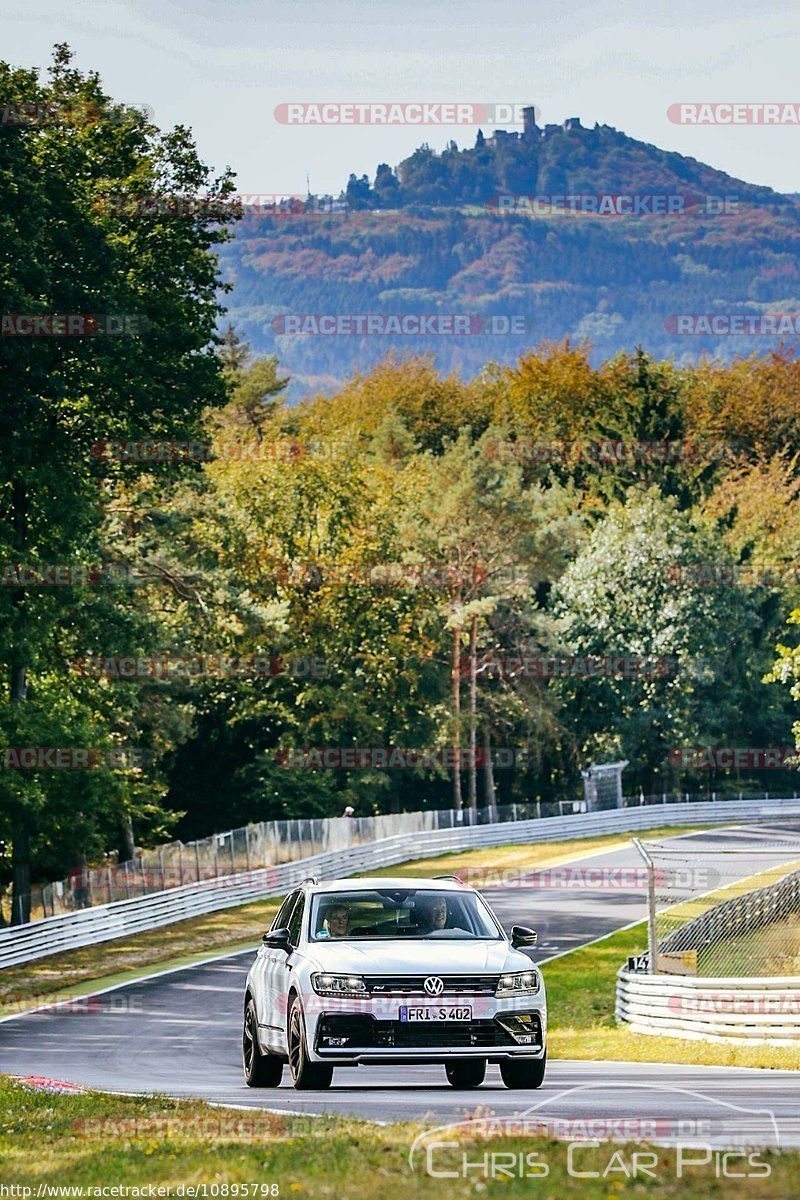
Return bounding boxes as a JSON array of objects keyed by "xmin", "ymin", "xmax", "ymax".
[{"xmin": 243, "ymin": 876, "xmax": 547, "ymax": 1090}]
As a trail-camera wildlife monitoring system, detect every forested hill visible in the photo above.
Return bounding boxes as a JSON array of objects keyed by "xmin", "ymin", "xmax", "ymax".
[
  {"xmin": 219, "ymin": 120, "xmax": 800, "ymax": 398},
  {"xmin": 351, "ymin": 121, "xmax": 783, "ymax": 210}
]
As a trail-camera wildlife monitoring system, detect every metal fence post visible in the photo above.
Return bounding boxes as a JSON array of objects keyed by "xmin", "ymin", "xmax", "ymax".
[{"xmin": 632, "ymin": 837, "xmax": 657, "ymax": 974}]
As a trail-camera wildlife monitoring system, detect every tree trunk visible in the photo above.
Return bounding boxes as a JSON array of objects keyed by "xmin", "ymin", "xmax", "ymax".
[
  {"xmin": 118, "ymin": 814, "xmax": 136, "ymax": 864},
  {"xmin": 10, "ymin": 479, "xmax": 31, "ymax": 925},
  {"xmin": 11, "ymin": 813, "xmax": 31, "ymax": 925},
  {"xmin": 452, "ymin": 626, "xmax": 462, "ymax": 811},
  {"xmin": 468, "ymin": 614, "xmax": 478, "ymax": 812},
  {"xmin": 483, "ymin": 728, "xmax": 497, "ymax": 819}
]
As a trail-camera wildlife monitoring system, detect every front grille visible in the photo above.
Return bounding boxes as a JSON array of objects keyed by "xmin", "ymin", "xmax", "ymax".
[
  {"xmin": 316, "ymin": 1013, "xmax": 537, "ymax": 1050},
  {"xmin": 364, "ymin": 975, "xmax": 500, "ymax": 995}
]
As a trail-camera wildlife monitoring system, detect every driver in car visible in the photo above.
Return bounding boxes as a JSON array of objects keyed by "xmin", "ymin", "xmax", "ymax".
[{"xmin": 414, "ymin": 895, "xmax": 449, "ymax": 933}]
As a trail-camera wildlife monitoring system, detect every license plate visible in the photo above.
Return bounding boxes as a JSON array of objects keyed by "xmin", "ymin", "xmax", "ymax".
[{"xmin": 399, "ymin": 1005, "xmax": 472, "ymax": 1022}]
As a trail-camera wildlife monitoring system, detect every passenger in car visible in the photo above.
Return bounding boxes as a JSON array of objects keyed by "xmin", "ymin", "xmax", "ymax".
[{"xmin": 323, "ymin": 903, "xmax": 351, "ymax": 938}]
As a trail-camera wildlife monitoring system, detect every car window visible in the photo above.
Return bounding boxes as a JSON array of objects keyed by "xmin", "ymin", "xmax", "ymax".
[
  {"xmin": 310, "ymin": 888, "xmax": 502, "ymax": 940},
  {"xmin": 271, "ymin": 890, "xmax": 300, "ymax": 932},
  {"xmin": 287, "ymin": 894, "xmax": 306, "ymax": 945}
]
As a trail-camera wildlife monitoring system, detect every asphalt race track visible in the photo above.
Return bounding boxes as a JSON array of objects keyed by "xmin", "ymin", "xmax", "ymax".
[{"xmin": 2, "ymin": 822, "xmax": 800, "ymax": 1147}]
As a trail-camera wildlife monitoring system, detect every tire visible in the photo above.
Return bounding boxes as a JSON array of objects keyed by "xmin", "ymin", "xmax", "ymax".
[
  {"xmin": 500, "ymin": 1052, "xmax": 546, "ymax": 1090},
  {"xmin": 287, "ymin": 996, "xmax": 334, "ymax": 1090},
  {"xmin": 243, "ymin": 998, "xmax": 283, "ymax": 1088},
  {"xmin": 445, "ymin": 1059, "xmax": 486, "ymax": 1088}
]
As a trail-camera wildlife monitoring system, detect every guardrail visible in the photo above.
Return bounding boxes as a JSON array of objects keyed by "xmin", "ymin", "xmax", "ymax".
[
  {"xmin": 616, "ymin": 969, "xmax": 800, "ymax": 1043},
  {"xmin": 31, "ymin": 788, "xmax": 793, "ymax": 920},
  {"xmin": 1, "ymin": 795, "xmax": 797, "ymax": 970}
]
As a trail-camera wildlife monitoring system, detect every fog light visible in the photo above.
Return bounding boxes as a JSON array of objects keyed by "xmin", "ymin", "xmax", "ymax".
[{"xmin": 496, "ymin": 1013, "xmax": 541, "ymax": 1045}]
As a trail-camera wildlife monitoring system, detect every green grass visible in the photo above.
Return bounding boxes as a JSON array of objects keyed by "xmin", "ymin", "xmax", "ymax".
[
  {"xmin": 545, "ymin": 921, "xmax": 800, "ymax": 1070},
  {"xmin": 362, "ymin": 823, "xmax": 718, "ymax": 880},
  {"xmin": 0, "ymin": 1076, "xmax": 797, "ymax": 1196}
]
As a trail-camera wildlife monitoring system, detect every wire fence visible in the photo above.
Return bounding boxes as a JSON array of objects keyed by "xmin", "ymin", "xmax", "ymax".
[
  {"xmin": 634, "ymin": 824, "xmax": 800, "ymax": 976},
  {"xmin": 7, "ymin": 786, "xmax": 797, "ymax": 925}
]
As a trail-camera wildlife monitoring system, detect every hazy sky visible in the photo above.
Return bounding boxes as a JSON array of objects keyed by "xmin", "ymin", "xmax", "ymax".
[{"xmin": 4, "ymin": 0, "xmax": 800, "ymax": 196}]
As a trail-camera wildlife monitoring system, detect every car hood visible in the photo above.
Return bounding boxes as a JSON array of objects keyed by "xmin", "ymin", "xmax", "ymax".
[{"xmin": 303, "ymin": 938, "xmax": 527, "ymax": 975}]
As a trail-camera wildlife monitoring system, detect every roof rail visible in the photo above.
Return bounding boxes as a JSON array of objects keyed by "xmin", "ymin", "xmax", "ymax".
[
  {"xmin": 433, "ymin": 874, "xmax": 465, "ymax": 884},
  {"xmin": 300, "ymin": 876, "xmax": 319, "ymax": 886}
]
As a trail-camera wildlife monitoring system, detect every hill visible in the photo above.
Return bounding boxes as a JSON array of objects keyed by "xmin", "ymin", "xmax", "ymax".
[{"xmin": 218, "ymin": 119, "xmax": 800, "ymax": 397}]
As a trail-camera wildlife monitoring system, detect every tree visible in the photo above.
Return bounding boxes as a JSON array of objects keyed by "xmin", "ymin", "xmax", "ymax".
[
  {"xmin": 209, "ymin": 356, "xmax": 289, "ymax": 439},
  {"xmin": 553, "ymin": 489, "xmax": 786, "ymax": 792},
  {"xmin": 400, "ymin": 431, "xmax": 574, "ymax": 809},
  {"xmin": 0, "ymin": 45, "xmax": 237, "ymax": 920},
  {"xmin": 345, "ymin": 173, "xmax": 373, "ymax": 210},
  {"xmin": 219, "ymin": 323, "xmax": 251, "ymax": 373}
]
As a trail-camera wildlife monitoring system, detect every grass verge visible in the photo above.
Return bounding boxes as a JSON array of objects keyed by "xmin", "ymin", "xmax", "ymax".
[
  {"xmin": 0, "ymin": 1076, "xmax": 797, "ymax": 1196},
  {"xmin": 0, "ymin": 898, "xmax": 279, "ymax": 1016},
  {"xmin": 363, "ymin": 823, "xmax": 717, "ymax": 879},
  {"xmin": 545, "ymin": 921, "xmax": 800, "ymax": 1070}
]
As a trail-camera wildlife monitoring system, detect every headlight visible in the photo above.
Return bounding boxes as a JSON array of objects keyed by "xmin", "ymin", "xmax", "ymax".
[
  {"xmin": 496, "ymin": 970, "xmax": 540, "ymax": 995},
  {"xmin": 311, "ymin": 973, "xmax": 368, "ymax": 997}
]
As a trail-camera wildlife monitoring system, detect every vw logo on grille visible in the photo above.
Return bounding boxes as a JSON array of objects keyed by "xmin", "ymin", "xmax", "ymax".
[{"xmin": 424, "ymin": 976, "xmax": 444, "ymax": 997}]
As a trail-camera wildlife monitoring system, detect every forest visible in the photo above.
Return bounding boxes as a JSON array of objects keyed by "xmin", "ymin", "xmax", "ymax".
[{"xmin": 3, "ymin": 49, "xmax": 800, "ymax": 923}]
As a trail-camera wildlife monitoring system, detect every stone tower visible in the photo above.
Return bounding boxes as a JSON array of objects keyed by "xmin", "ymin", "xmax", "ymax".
[{"xmin": 522, "ymin": 105, "xmax": 538, "ymax": 138}]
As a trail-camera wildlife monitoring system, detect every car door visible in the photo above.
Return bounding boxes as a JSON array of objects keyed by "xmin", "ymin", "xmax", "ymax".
[
  {"xmin": 268, "ymin": 892, "xmax": 307, "ymax": 1052},
  {"xmin": 254, "ymin": 890, "xmax": 299, "ymax": 1037}
]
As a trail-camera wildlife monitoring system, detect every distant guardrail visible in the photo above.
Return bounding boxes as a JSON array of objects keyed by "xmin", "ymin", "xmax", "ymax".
[
  {"xmin": 24, "ymin": 788, "xmax": 795, "ymax": 921},
  {"xmin": 0, "ymin": 795, "xmax": 796, "ymax": 970}
]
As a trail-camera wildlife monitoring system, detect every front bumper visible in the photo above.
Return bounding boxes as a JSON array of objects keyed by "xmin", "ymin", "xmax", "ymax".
[{"xmin": 309, "ymin": 994, "xmax": 546, "ymax": 1062}]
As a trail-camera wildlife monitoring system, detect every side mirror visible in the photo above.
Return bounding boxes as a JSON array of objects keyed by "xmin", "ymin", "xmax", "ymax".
[
  {"xmin": 263, "ymin": 926, "xmax": 292, "ymax": 951},
  {"xmin": 511, "ymin": 924, "xmax": 538, "ymax": 948}
]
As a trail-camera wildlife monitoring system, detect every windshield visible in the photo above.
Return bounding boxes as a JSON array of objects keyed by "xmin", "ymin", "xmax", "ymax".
[{"xmin": 309, "ymin": 888, "xmax": 502, "ymax": 941}]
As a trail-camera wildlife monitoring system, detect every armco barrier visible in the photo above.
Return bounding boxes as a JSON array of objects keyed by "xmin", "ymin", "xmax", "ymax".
[
  {"xmin": 616, "ymin": 969, "xmax": 800, "ymax": 1043},
  {"xmin": 0, "ymin": 796, "xmax": 796, "ymax": 969}
]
